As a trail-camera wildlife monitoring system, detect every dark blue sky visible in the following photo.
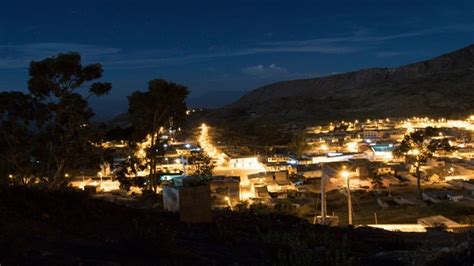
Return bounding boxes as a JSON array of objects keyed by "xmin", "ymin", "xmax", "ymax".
[{"xmin": 1, "ymin": 0, "xmax": 474, "ymax": 119}]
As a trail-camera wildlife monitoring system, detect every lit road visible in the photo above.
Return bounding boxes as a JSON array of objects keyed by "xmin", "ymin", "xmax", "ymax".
[{"xmin": 198, "ymin": 124, "xmax": 266, "ymax": 200}]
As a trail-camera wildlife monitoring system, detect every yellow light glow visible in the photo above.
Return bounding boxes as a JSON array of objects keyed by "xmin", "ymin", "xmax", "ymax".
[
  {"xmin": 409, "ymin": 149, "xmax": 420, "ymax": 156},
  {"xmin": 198, "ymin": 123, "xmax": 228, "ymax": 165},
  {"xmin": 346, "ymin": 142, "xmax": 358, "ymax": 152},
  {"xmin": 341, "ymin": 170, "xmax": 349, "ymax": 179}
]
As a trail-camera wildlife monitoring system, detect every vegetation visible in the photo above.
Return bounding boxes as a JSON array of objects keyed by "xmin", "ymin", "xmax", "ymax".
[
  {"xmin": 0, "ymin": 52, "xmax": 111, "ymax": 188},
  {"xmin": 0, "ymin": 92, "xmax": 37, "ymax": 184},
  {"xmin": 0, "ymin": 54, "xmax": 189, "ymax": 193},
  {"xmin": 114, "ymin": 156, "xmax": 146, "ymax": 191},
  {"xmin": 4, "ymin": 186, "xmax": 473, "ymax": 265},
  {"xmin": 189, "ymin": 150, "xmax": 215, "ymax": 180},
  {"xmin": 393, "ymin": 127, "xmax": 452, "ymax": 199},
  {"xmin": 288, "ymin": 132, "xmax": 309, "ymax": 158},
  {"xmin": 2, "ymin": 48, "xmax": 474, "ymax": 266},
  {"xmin": 128, "ymin": 79, "xmax": 189, "ymax": 191}
]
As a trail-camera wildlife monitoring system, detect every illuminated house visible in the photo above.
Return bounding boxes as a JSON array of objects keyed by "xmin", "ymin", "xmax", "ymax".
[
  {"xmin": 163, "ymin": 176, "xmax": 212, "ymax": 223},
  {"xmin": 267, "ymin": 154, "xmax": 290, "ymax": 163},
  {"xmin": 229, "ymin": 156, "xmax": 260, "ymax": 169},
  {"xmin": 311, "ymin": 152, "xmax": 362, "ymax": 164},
  {"xmin": 361, "ymin": 130, "xmax": 384, "ymax": 141},
  {"xmin": 361, "ymin": 143, "xmax": 395, "ymax": 162},
  {"xmin": 248, "ymin": 171, "xmax": 294, "ymax": 192},
  {"xmin": 263, "ymin": 162, "xmax": 295, "ymax": 173},
  {"xmin": 210, "ymin": 176, "xmax": 241, "ymax": 203}
]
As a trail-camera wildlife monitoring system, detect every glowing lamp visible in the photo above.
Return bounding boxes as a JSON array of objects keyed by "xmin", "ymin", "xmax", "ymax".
[
  {"xmin": 411, "ymin": 149, "xmax": 420, "ymax": 156},
  {"xmin": 341, "ymin": 170, "xmax": 349, "ymax": 180}
]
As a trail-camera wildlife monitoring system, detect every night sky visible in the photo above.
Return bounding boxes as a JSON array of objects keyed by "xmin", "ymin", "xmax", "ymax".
[{"xmin": 1, "ymin": 0, "xmax": 474, "ymax": 120}]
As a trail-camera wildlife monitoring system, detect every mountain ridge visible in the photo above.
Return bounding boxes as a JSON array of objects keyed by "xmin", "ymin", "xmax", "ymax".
[{"xmin": 215, "ymin": 44, "xmax": 474, "ymax": 124}]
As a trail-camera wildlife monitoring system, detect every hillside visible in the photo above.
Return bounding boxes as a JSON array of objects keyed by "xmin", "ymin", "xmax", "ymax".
[
  {"xmin": 1, "ymin": 186, "xmax": 472, "ymax": 265},
  {"xmin": 188, "ymin": 90, "xmax": 248, "ymax": 108},
  {"xmin": 214, "ymin": 44, "xmax": 474, "ymax": 124}
]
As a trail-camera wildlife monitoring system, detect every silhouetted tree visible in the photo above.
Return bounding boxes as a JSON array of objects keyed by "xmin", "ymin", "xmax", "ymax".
[
  {"xmin": 393, "ymin": 127, "xmax": 453, "ymax": 199},
  {"xmin": 0, "ymin": 92, "xmax": 38, "ymax": 184},
  {"xmin": 257, "ymin": 123, "xmax": 281, "ymax": 154},
  {"xmin": 128, "ymin": 79, "xmax": 188, "ymax": 191},
  {"xmin": 27, "ymin": 52, "xmax": 112, "ymax": 188},
  {"xmin": 189, "ymin": 150, "xmax": 215, "ymax": 180},
  {"xmin": 288, "ymin": 132, "xmax": 309, "ymax": 158},
  {"xmin": 114, "ymin": 154, "xmax": 148, "ymax": 191}
]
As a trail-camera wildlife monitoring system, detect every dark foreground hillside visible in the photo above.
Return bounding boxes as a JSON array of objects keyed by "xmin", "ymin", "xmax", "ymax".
[{"xmin": 0, "ymin": 187, "xmax": 473, "ymax": 265}]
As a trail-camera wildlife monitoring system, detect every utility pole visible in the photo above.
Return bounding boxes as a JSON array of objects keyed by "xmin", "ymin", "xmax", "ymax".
[
  {"xmin": 321, "ymin": 172, "xmax": 327, "ymax": 224},
  {"xmin": 181, "ymin": 155, "xmax": 187, "ymax": 176},
  {"xmin": 99, "ymin": 172, "xmax": 103, "ymax": 190},
  {"xmin": 341, "ymin": 169, "xmax": 352, "ymax": 226},
  {"xmin": 169, "ymin": 116, "xmax": 174, "ymax": 136},
  {"xmin": 81, "ymin": 170, "xmax": 85, "ymax": 190},
  {"xmin": 346, "ymin": 175, "xmax": 352, "ymax": 225}
]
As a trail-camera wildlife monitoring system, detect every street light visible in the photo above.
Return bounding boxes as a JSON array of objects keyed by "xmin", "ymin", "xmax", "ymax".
[
  {"xmin": 81, "ymin": 171, "xmax": 85, "ymax": 190},
  {"xmin": 409, "ymin": 149, "xmax": 420, "ymax": 156},
  {"xmin": 341, "ymin": 170, "xmax": 352, "ymax": 226},
  {"xmin": 98, "ymin": 172, "xmax": 103, "ymax": 189},
  {"xmin": 224, "ymin": 196, "xmax": 233, "ymax": 211}
]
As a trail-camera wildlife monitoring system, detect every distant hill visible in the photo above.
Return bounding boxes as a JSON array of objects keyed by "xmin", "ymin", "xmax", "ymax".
[
  {"xmin": 187, "ymin": 90, "xmax": 248, "ymax": 108},
  {"xmin": 105, "ymin": 90, "xmax": 248, "ymax": 129},
  {"xmin": 212, "ymin": 44, "xmax": 474, "ymax": 125},
  {"xmin": 105, "ymin": 112, "xmax": 132, "ymax": 128}
]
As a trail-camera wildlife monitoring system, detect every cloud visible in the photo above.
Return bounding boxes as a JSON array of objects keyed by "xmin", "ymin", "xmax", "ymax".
[
  {"xmin": 0, "ymin": 43, "xmax": 121, "ymax": 69},
  {"xmin": 101, "ymin": 45, "xmax": 358, "ymax": 70},
  {"xmin": 1, "ymin": 24, "xmax": 472, "ymax": 70},
  {"xmin": 242, "ymin": 64, "xmax": 287, "ymax": 77},
  {"xmin": 0, "ymin": 43, "xmax": 120, "ymax": 56},
  {"xmin": 0, "ymin": 38, "xmax": 360, "ymax": 70},
  {"xmin": 111, "ymin": 24, "xmax": 473, "ymax": 69},
  {"xmin": 239, "ymin": 64, "xmax": 320, "ymax": 81},
  {"xmin": 244, "ymin": 46, "xmax": 359, "ymax": 54},
  {"xmin": 375, "ymin": 51, "xmax": 408, "ymax": 58},
  {"xmin": 260, "ymin": 24, "xmax": 474, "ymax": 48}
]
